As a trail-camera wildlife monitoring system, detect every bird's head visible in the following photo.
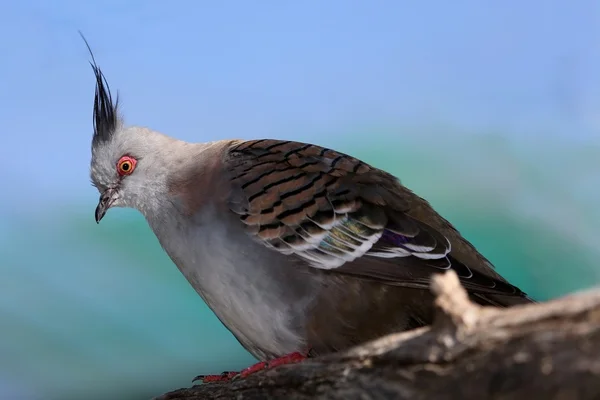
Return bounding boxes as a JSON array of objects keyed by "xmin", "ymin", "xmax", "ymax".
[{"xmin": 85, "ymin": 43, "xmax": 175, "ymax": 223}]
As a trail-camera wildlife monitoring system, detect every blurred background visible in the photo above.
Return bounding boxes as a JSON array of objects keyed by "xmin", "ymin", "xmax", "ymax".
[{"xmin": 1, "ymin": 1, "xmax": 599, "ymax": 399}]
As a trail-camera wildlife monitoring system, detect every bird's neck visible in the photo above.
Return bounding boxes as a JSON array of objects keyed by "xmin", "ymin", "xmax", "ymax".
[{"xmin": 141, "ymin": 139, "xmax": 231, "ymax": 230}]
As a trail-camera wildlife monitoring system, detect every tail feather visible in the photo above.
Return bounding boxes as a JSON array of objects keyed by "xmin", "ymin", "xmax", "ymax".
[{"xmin": 471, "ymin": 292, "xmax": 536, "ymax": 307}]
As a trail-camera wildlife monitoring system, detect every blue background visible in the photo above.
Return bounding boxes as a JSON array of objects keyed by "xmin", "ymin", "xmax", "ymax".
[{"xmin": 1, "ymin": 2, "xmax": 599, "ymax": 399}]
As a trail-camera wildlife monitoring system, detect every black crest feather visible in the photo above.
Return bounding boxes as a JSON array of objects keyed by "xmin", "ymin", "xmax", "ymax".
[{"xmin": 80, "ymin": 32, "xmax": 119, "ymax": 148}]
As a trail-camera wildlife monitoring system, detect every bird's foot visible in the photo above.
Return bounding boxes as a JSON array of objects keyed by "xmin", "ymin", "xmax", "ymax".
[
  {"xmin": 192, "ymin": 371, "xmax": 238, "ymax": 384},
  {"xmin": 193, "ymin": 351, "xmax": 308, "ymax": 384},
  {"xmin": 237, "ymin": 351, "xmax": 307, "ymax": 379}
]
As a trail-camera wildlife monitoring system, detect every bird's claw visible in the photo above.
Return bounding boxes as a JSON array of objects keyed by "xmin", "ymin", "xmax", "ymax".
[
  {"xmin": 193, "ymin": 351, "xmax": 308, "ymax": 384},
  {"xmin": 192, "ymin": 371, "xmax": 238, "ymax": 384}
]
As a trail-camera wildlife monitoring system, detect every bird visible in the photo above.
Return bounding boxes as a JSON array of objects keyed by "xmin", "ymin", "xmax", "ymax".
[{"xmin": 85, "ymin": 49, "xmax": 533, "ymax": 383}]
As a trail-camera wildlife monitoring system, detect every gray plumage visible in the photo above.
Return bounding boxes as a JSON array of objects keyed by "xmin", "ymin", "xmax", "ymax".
[{"xmin": 88, "ymin": 60, "xmax": 533, "ymax": 361}]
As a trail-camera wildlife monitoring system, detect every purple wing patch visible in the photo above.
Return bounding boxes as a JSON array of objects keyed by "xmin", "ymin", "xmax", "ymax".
[{"xmin": 380, "ymin": 229, "xmax": 410, "ymax": 245}]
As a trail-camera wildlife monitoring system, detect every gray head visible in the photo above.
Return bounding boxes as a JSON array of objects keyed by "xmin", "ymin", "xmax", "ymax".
[{"xmin": 85, "ymin": 42, "xmax": 179, "ymax": 223}]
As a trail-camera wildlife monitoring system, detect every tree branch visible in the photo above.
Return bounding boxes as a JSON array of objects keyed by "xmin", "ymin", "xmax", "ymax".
[{"xmin": 154, "ymin": 271, "xmax": 600, "ymax": 399}]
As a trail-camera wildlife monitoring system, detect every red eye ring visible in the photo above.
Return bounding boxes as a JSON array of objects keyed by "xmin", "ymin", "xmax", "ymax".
[{"xmin": 117, "ymin": 156, "xmax": 137, "ymax": 176}]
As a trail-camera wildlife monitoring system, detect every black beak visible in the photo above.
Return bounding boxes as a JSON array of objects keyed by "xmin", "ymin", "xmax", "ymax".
[{"xmin": 95, "ymin": 188, "xmax": 117, "ymax": 223}]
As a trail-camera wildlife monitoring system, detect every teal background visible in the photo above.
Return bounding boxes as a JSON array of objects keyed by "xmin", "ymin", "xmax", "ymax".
[{"xmin": 1, "ymin": 2, "xmax": 600, "ymax": 399}]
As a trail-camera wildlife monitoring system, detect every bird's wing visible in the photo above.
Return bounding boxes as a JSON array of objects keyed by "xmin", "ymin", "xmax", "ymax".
[{"xmin": 225, "ymin": 139, "xmax": 528, "ymax": 300}]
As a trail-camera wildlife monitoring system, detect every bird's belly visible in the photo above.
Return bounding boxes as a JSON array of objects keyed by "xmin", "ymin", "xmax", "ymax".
[
  {"xmin": 197, "ymin": 274, "xmax": 310, "ymax": 360},
  {"xmin": 161, "ymin": 224, "xmax": 321, "ymax": 360}
]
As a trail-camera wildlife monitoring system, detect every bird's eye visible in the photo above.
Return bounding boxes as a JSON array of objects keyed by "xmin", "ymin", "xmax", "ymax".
[{"xmin": 117, "ymin": 156, "xmax": 137, "ymax": 176}]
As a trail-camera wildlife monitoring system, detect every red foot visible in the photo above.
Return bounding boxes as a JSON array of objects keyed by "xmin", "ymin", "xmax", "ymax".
[
  {"xmin": 239, "ymin": 351, "xmax": 307, "ymax": 379},
  {"xmin": 193, "ymin": 371, "xmax": 237, "ymax": 383},
  {"xmin": 193, "ymin": 351, "xmax": 308, "ymax": 384}
]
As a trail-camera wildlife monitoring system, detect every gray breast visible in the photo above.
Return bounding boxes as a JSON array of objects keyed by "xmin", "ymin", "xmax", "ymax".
[{"xmin": 151, "ymin": 203, "xmax": 322, "ymax": 360}]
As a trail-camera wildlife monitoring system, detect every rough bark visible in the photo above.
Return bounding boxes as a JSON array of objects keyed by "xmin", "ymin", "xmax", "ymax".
[{"xmin": 154, "ymin": 271, "xmax": 600, "ymax": 400}]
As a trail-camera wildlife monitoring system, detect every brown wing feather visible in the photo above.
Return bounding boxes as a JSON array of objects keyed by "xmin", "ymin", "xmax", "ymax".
[{"xmin": 225, "ymin": 139, "xmax": 532, "ymax": 303}]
